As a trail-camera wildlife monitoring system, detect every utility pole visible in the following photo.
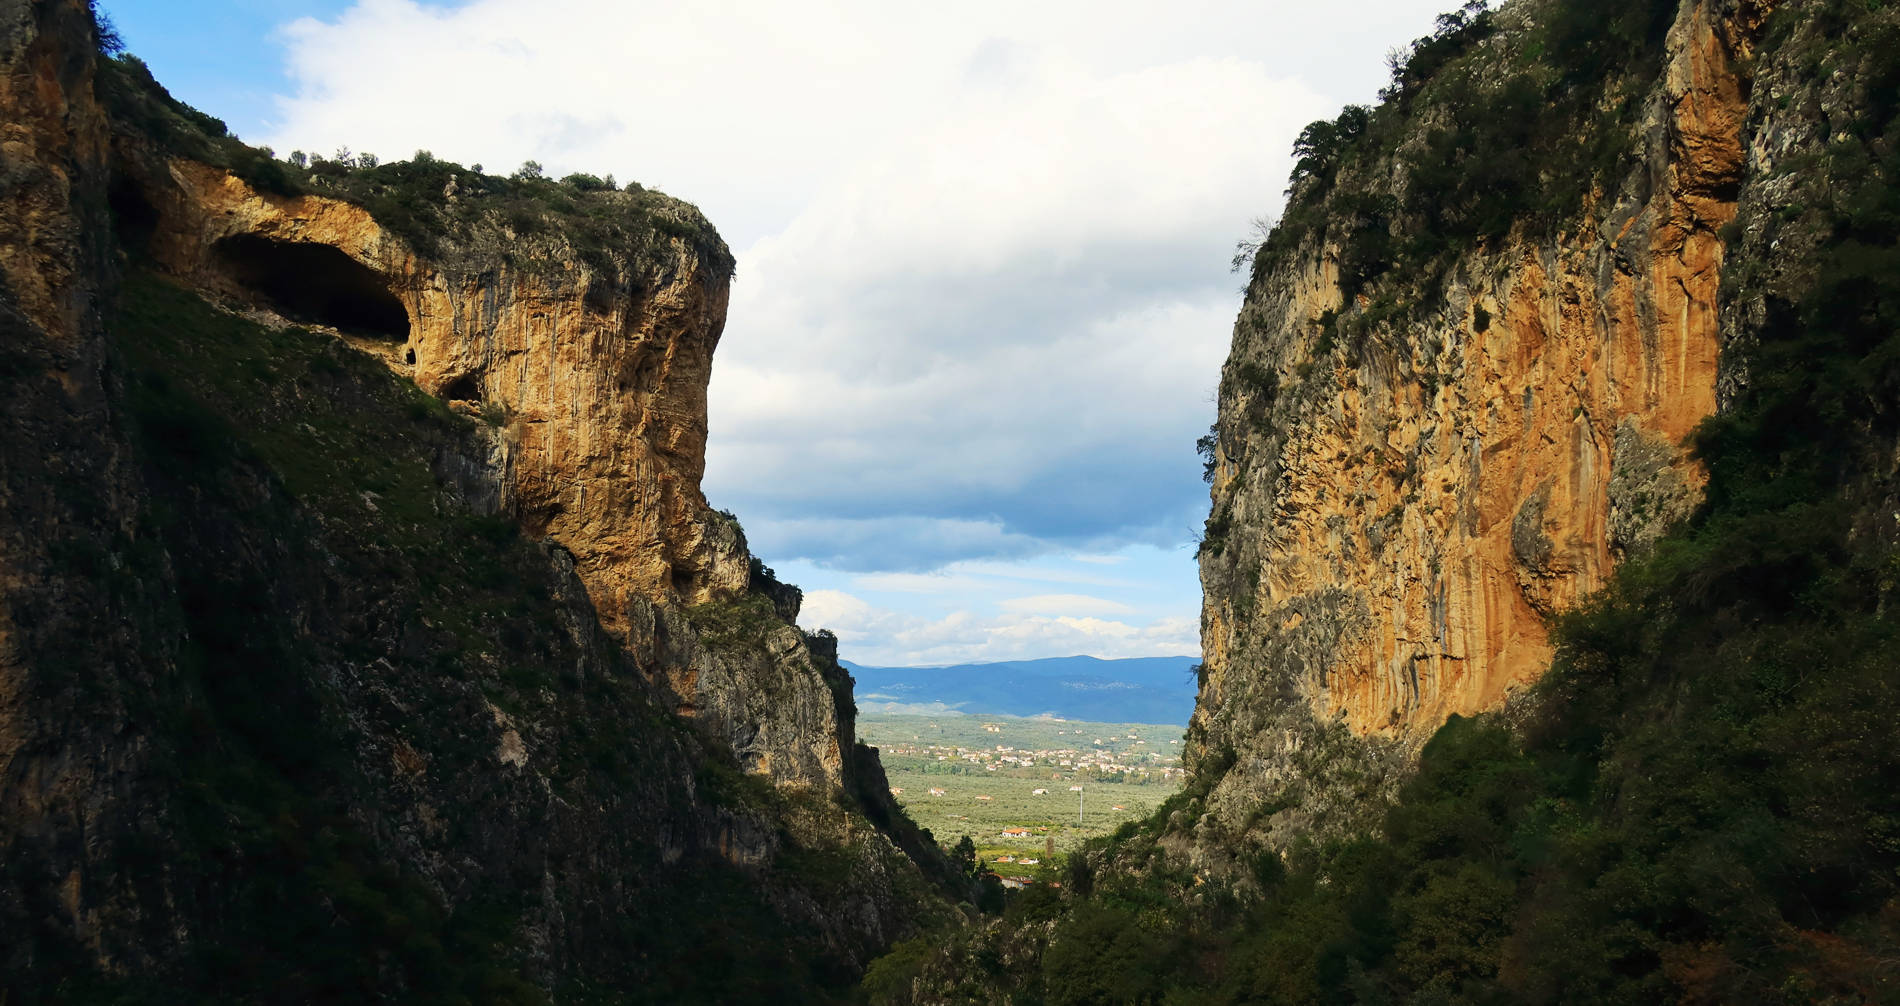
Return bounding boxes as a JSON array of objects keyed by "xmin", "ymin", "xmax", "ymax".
[{"xmin": 1077, "ymin": 784, "xmax": 1084, "ymax": 825}]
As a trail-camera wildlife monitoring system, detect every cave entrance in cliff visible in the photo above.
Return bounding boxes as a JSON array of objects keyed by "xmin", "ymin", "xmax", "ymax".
[
  {"xmin": 212, "ymin": 234, "xmax": 410, "ymax": 339},
  {"xmin": 109, "ymin": 179, "xmax": 158, "ymax": 257},
  {"xmin": 442, "ymin": 375, "xmax": 481, "ymax": 403}
]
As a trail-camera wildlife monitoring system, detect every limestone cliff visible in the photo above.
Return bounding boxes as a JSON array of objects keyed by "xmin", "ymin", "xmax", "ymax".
[
  {"xmin": 0, "ymin": 1, "xmax": 955, "ymax": 997},
  {"xmin": 141, "ymin": 161, "xmax": 746, "ymax": 616},
  {"xmin": 1191, "ymin": 0, "xmax": 1770, "ymax": 848},
  {"xmin": 875, "ymin": 0, "xmax": 1900, "ymax": 997},
  {"xmin": 100, "ymin": 67, "xmax": 857, "ymax": 791}
]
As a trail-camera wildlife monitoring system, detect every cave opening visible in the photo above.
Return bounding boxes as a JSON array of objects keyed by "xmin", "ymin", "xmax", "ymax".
[
  {"xmin": 109, "ymin": 178, "xmax": 158, "ymax": 256},
  {"xmin": 213, "ymin": 234, "xmax": 410, "ymax": 339},
  {"xmin": 442, "ymin": 375, "xmax": 481, "ymax": 402}
]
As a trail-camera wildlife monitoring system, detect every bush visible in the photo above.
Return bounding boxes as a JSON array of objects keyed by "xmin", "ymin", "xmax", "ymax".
[
  {"xmin": 1196, "ymin": 426, "xmax": 1219, "ymax": 482},
  {"xmin": 560, "ymin": 172, "xmax": 613, "ymax": 192},
  {"xmin": 861, "ymin": 938, "xmax": 937, "ymax": 1005},
  {"xmin": 1041, "ymin": 903, "xmax": 1176, "ymax": 1006},
  {"xmin": 230, "ymin": 147, "xmax": 299, "ymax": 197}
]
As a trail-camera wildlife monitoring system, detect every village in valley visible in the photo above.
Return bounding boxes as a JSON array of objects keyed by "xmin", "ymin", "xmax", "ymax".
[{"xmin": 857, "ymin": 713, "xmax": 1187, "ymax": 878}]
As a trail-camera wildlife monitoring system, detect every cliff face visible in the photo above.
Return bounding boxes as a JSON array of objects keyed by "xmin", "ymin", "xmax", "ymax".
[
  {"xmin": 880, "ymin": 0, "xmax": 1900, "ymax": 998},
  {"xmin": 143, "ymin": 161, "xmax": 747, "ymax": 618},
  {"xmin": 0, "ymin": 1, "xmax": 950, "ymax": 997},
  {"xmin": 0, "ymin": 0, "xmax": 162, "ymax": 979},
  {"xmin": 108, "ymin": 107, "xmax": 851, "ymax": 791},
  {"xmin": 1192, "ymin": 0, "xmax": 1768, "ymax": 847}
]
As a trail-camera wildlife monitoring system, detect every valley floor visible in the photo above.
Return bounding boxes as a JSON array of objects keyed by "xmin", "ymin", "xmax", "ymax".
[{"xmin": 860, "ymin": 714, "xmax": 1184, "ymax": 864}]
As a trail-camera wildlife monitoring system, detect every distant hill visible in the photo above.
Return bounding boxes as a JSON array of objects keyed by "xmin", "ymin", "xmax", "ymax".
[{"xmin": 843, "ymin": 655, "xmax": 1199, "ymax": 725}]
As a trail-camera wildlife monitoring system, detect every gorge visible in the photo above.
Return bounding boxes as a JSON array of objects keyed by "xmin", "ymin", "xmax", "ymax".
[{"xmin": 4, "ymin": 0, "xmax": 1899, "ymax": 1002}]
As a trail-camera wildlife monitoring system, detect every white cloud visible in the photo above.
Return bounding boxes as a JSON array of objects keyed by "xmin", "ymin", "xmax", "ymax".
[
  {"xmin": 996, "ymin": 594, "xmax": 1136, "ymax": 617},
  {"xmin": 799, "ymin": 589, "xmax": 1197, "ymax": 666},
  {"xmin": 845, "ymin": 559, "xmax": 1137, "ymax": 595},
  {"xmin": 747, "ymin": 516, "xmax": 1050, "ymax": 573},
  {"xmin": 800, "ymin": 588, "xmax": 878, "ymax": 628},
  {"xmin": 704, "ymin": 57, "xmax": 1313, "ymax": 562},
  {"xmin": 268, "ymin": 1, "xmax": 1451, "ymax": 245},
  {"xmin": 263, "ymin": 0, "xmax": 1455, "ymax": 662}
]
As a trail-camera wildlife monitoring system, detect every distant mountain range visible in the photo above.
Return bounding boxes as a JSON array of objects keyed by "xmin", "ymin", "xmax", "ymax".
[{"xmin": 843, "ymin": 655, "xmax": 1200, "ymax": 725}]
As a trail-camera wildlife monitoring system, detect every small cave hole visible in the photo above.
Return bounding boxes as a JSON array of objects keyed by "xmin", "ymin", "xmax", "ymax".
[
  {"xmin": 670, "ymin": 568, "xmax": 694, "ymax": 595},
  {"xmin": 442, "ymin": 375, "xmax": 482, "ymax": 402},
  {"xmin": 213, "ymin": 234, "xmax": 410, "ymax": 339},
  {"xmin": 109, "ymin": 179, "xmax": 159, "ymax": 257},
  {"xmin": 404, "ymin": 348, "xmax": 416, "ymax": 365}
]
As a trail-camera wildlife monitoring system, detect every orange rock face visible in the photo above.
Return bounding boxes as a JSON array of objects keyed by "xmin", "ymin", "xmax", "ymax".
[
  {"xmin": 1197, "ymin": 0, "xmax": 1755, "ymax": 756},
  {"xmin": 137, "ymin": 161, "xmax": 750, "ymax": 640},
  {"xmin": 114, "ymin": 150, "xmax": 862, "ymax": 790},
  {"xmin": 0, "ymin": 0, "xmax": 108, "ymax": 353}
]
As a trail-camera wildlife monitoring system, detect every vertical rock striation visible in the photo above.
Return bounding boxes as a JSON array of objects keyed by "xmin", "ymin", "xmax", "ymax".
[
  {"xmin": 1192, "ymin": 0, "xmax": 1769, "ymax": 847},
  {"xmin": 141, "ymin": 160, "xmax": 750, "ymax": 622},
  {"xmin": 102, "ymin": 76, "xmax": 852, "ymax": 791}
]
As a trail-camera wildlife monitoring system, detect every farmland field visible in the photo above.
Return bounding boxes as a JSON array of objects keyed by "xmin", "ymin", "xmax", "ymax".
[{"xmin": 860, "ymin": 713, "xmax": 1186, "ymax": 866}]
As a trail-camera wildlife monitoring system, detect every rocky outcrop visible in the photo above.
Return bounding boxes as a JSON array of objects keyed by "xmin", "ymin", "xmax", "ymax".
[
  {"xmin": 94, "ymin": 61, "xmax": 861, "ymax": 791},
  {"xmin": 882, "ymin": 0, "xmax": 1900, "ymax": 996},
  {"xmin": 1191, "ymin": 0, "xmax": 1768, "ymax": 847},
  {"xmin": 627, "ymin": 591, "xmax": 857, "ymax": 786},
  {"xmin": 136, "ymin": 160, "xmax": 750, "ymax": 623}
]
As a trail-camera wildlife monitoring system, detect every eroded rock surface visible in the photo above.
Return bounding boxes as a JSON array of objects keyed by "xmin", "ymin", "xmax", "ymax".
[
  {"xmin": 102, "ymin": 87, "xmax": 861, "ymax": 791},
  {"xmin": 1192, "ymin": 0, "xmax": 1766, "ymax": 848},
  {"xmin": 144, "ymin": 160, "xmax": 748, "ymax": 624}
]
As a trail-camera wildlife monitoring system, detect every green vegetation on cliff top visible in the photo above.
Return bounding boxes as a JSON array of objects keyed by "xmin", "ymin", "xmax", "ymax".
[
  {"xmin": 1260, "ymin": 0, "xmax": 1673, "ymax": 301},
  {"xmin": 94, "ymin": 51, "xmax": 732, "ymax": 279}
]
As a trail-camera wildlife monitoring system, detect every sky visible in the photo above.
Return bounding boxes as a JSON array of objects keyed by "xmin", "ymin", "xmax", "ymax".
[{"xmin": 103, "ymin": 0, "xmax": 1454, "ymax": 666}]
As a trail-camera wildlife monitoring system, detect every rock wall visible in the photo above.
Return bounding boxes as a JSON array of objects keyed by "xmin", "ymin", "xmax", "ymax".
[
  {"xmin": 142, "ymin": 160, "xmax": 748, "ymax": 626},
  {"xmin": 1191, "ymin": 0, "xmax": 1769, "ymax": 846},
  {"xmin": 104, "ymin": 81, "xmax": 856, "ymax": 790},
  {"xmin": 0, "ymin": 0, "xmax": 168, "ymax": 973},
  {"xmin": 0, "ymin": 1, "xmax": 955, "ymax": 995}
]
